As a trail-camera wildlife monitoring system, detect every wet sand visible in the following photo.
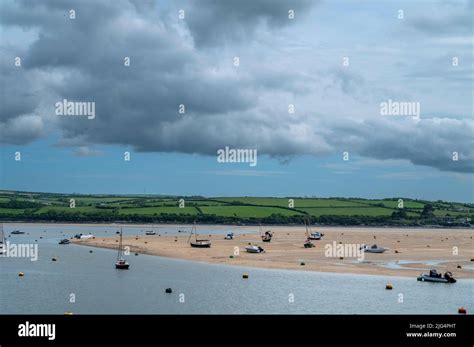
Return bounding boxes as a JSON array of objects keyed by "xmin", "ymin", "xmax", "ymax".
[{"xmin": 72, "ymin": 226, "xmax": 474, "ymax": 278}]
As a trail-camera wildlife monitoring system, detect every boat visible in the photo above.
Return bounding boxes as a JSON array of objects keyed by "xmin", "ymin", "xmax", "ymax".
[
  {"xmin": 115, "ymin": 228, "xmax": 130, "ymax": 270},
  {"xmin": 58, "ymin": 239, "xmax": 70, "ymax": 245},
  {"xmin": 261, "ymin": 230, "xmax": 273, "ymax": 242},
  {"xmin": 305, "ymin": 218, "xmax": 323, "ymax": 240},
  {"xmin": 80, "ymin": 233, "xmax": 94, "ymax": 239},
  {"xmin": 73, "ymin": 233, "xmax": 82, "ymax": 239},
  {"xmin": 224, "ymin": 232, "xmax": 234, "ymax": 240},
  {"xmin": 258, "ymin": 224, "xmax": 272, "ymax": 242},
  {"xmin": 362, "ymin": 244, "xmax": 386, "ymax": 253},
  {"xmin": 0, "ymin": 224, "xmax": 5, "ymax": 255},
  {"xmin": 145, "ymin": 230, "xmax": 156, "ymax": 235},
  {"xmin": 245, "ymin": 245, "xmax": 265, "ymax": 253},
  {"xmin": 11, "ymin": 230, "xmax": 25, "ymax": 235},
  {"xmin": 417, "ymin": 270, "xmax": 456, "ymax": 283},
  {"xmin": 188, "ymin": 224, "xmax": 211, "ymax": 248},
  {"xmin": 304, "ymin": 239, "xmax": 315, "ymax": 248}
]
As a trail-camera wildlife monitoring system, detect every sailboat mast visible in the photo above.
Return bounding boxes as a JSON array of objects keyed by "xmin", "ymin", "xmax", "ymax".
[{"xmin": 117, "ymin": 227, "xmax": 123, "ymax": 260}]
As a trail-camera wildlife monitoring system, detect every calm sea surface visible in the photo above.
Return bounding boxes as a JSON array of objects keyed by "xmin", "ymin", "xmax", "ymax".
[{"xmin": 1, "ymin": 224, "xmax": 472, "ymax": 314}]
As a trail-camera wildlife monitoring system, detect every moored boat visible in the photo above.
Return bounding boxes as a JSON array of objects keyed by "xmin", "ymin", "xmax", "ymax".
[
  {"xmin": 245, "ymin": 245, "xmax": 265, "ymax": 253},
  {"xmin": 417, "ymin": 270, "xmax": 456, "ymax": 283},
  {"xmin": 11, "ymin": 230, "xmax": 25, "ymax": 235},
  {"xmin": 362, "ymin": 244, "xmax": 386, "ymax": 253},
  {"xmin": 115, "ymin": 228, "xmax": 130, "ymax": 270},
  {"xmin": 188, "ymin": 223, "xmax": 211, "ymax": 248}
]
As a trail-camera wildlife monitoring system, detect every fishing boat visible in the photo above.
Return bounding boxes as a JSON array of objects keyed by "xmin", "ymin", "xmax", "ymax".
[
  {"xmin": 115, "ymin": 228, "xmax": 130, "ymax": 270},
  {"xmin": 245, "ymin": 245, "xmax": 265, "ymax": 253},
  {"xmin": 188, "ymin": 224, "xmax": 211, "ymax": 248},
  {"xmin": 11, "ymin": 230, "xmax": 25, "ymax": 235},
  {"xmin": 361, "ymin": 244, "xmax": 386, "ymax": 253},
  {"xmin": 58, "ymin": 239, "xmax": 70, "ymax": 245},
  {"xmin": 0, "ymin": 224, "xmax": 5, "ymax": 255},
  {"xmin": 417, "ymin": 270, "xmax": 456, "ymax": 283}
]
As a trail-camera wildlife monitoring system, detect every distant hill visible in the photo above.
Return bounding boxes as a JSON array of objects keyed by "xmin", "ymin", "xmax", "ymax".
[{"xmin": 0, "ymin": 190, "xmax": 472, "ymax": 227}]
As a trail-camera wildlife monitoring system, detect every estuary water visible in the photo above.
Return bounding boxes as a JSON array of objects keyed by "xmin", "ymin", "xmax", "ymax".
[{"xmin": 0, "ymin": 224, "xmax": 472, "ymax": 314}]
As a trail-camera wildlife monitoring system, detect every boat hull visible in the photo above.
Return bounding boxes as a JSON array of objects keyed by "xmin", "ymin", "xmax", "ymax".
[
  {"xmin": 190, "ymin": 242, "xmax": 211, "ymax": 248},
  {"xmin": 417, "ymin": 274, "xmax": 456, "ymax": 283},
  {"xmin": 115, "ymin": 263, "xmax": 130, "ymax": 269}
]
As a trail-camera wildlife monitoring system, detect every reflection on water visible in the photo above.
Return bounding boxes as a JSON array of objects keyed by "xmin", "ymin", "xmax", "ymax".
[{"xmin": 0, "ymin": 224, "xmax": 472, "ymax": 314}]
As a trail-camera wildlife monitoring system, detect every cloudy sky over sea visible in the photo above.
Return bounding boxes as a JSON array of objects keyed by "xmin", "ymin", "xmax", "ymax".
[{"xmin": 0, "ymin": 0, "xmax": 472, "ymax": 201}]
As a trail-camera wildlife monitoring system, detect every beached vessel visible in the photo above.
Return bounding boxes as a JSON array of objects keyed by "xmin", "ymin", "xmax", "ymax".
[
  {"xmin": 304, "ymin": 239, "xmax": 315, "ymax": 248},
  {"xmin": 80, "ymin": 233, "xmax": 94, "ymax": 239},
  {"xmin": 305, "ymin": 219, "xmax": 324, "ymax": 240},
  {"xmin": 115, "ymin": 228, "xmax": 130, "ymax": 270},
  {"xmin": 58, "ymin": 239, "xmax": 70, "ymax": 245},
  {"xmin": 245, "ymin": 245, "xmax": 265, "ymax": 253},
  {"xmin": 0, "ymin": 224, "xmax": 5, "ymax": 255},
  {"xmin": 188, "ymin": 224, "xmax": 211, "ymax": 248},
  {"xmin": 417, "ymin": 270, "xmax": 456, "ymax": 283},
  {"xmin": 224, "ymin": 232, "xmax": 234, "ymax": 240},
  {"xmin": 362, "ymin": 244, "xmax": 386, "ymax": 253}
]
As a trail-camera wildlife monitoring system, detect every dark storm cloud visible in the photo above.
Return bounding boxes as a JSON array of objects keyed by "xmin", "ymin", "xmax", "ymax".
[
  {"xmin": 183, "ymin": 0, "xmax": 314, "ymax": 46},
  {"xmin": 0, "ymin": 0, "xmax": 472, "ymax": 174}
]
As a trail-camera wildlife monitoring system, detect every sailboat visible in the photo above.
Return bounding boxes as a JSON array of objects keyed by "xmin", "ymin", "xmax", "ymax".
[
  {"xmin": 115, "ymin": 228, "xmax": 130, "ymax": 269},
  {"xmin": 305, "ymin": 218, "xmax": 323, "ymax": 240},
  {"xmin": 260, "ymin": 225, "xmax": 273, "ymax": 242},
  {"xmin": 188, "ymin": 223, "xmax": 211, "ymax": 248},
  {"xmin": 303, "ymin": 219, "xmax": 315, "ymax": 248},
  {"xmin": 0, "ymin": 224, "xmax": 5, "ymax": 255}
]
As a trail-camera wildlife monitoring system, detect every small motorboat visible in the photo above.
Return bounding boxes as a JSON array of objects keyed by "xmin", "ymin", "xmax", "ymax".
[
  {"xmin": 73, "ymin": 233, "xmax": 82, "ymax": 239},
  {"xmin": 304, "ymin": 239, "xmax": 315, "ymax": 248},
  {"xmin": 245, "ymin": 245, "xmax": 265, "ymax": 253},
  {"xmin": 261, "ymin": 231, "xmax": 272, "ymax": 242},
  {"xmin": 11, "ymin": 230, "xmax": 25, "ymax": 235},
  {"xmin": 58, "ymin": 239, "xmax": 70, "ymax": 245},
  {"xmin": 417, "ymin": 270, "xmax": 456, "ymax": 283},
  {"xmin": 145, "ymin": 230, "xmax": 156, "ymax": 235},
  {"xmin": 362, "ymin": 244, "xmax": 386, "ymax": 253},
  {"xmin": 308, "ymin": 232, "xmax": 324, "ymax": 240},
  {"xmin": 224, "ymin": 232, "xmax": 234, "ymax": 240},
  {"xmin": 80, "ymin": 233, "xmax": 94, "ymax": 239}
]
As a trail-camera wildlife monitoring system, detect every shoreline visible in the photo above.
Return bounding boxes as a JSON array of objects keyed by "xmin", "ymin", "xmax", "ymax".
[
  {"xmin": 3, "ymin": 221, "xmax": 473, "ymax": 230},
  {"xmin": 71, "ymin": 225, "xmax": 474, "ymax": 279}
]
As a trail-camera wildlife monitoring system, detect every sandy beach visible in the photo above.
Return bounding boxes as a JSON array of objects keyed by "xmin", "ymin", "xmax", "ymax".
[{"xmin": 72, "ymin": 225, "xmax": 474, "ymax": 278}]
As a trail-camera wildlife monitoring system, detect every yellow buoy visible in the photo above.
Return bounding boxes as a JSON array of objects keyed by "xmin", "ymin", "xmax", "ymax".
[{"xmin": 386, "ymin": 283, "xmax": 393, "ymax": 290}]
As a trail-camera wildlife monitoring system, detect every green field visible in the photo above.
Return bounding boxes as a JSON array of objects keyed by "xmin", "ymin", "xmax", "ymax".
[{"xmin": 0, "ymin": 190, "xmax": 472, "ymax": 226}]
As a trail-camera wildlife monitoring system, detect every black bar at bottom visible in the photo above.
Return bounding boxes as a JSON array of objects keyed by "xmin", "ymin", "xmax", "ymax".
[{"xmin": 0, "ymin": 314, "xmax": 472, "ymax": 345}]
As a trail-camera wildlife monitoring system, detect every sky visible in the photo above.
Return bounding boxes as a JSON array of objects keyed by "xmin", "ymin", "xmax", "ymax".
[{"xmin": 0, "ymin": 0, "xmax": 473, "ymax": 202}]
